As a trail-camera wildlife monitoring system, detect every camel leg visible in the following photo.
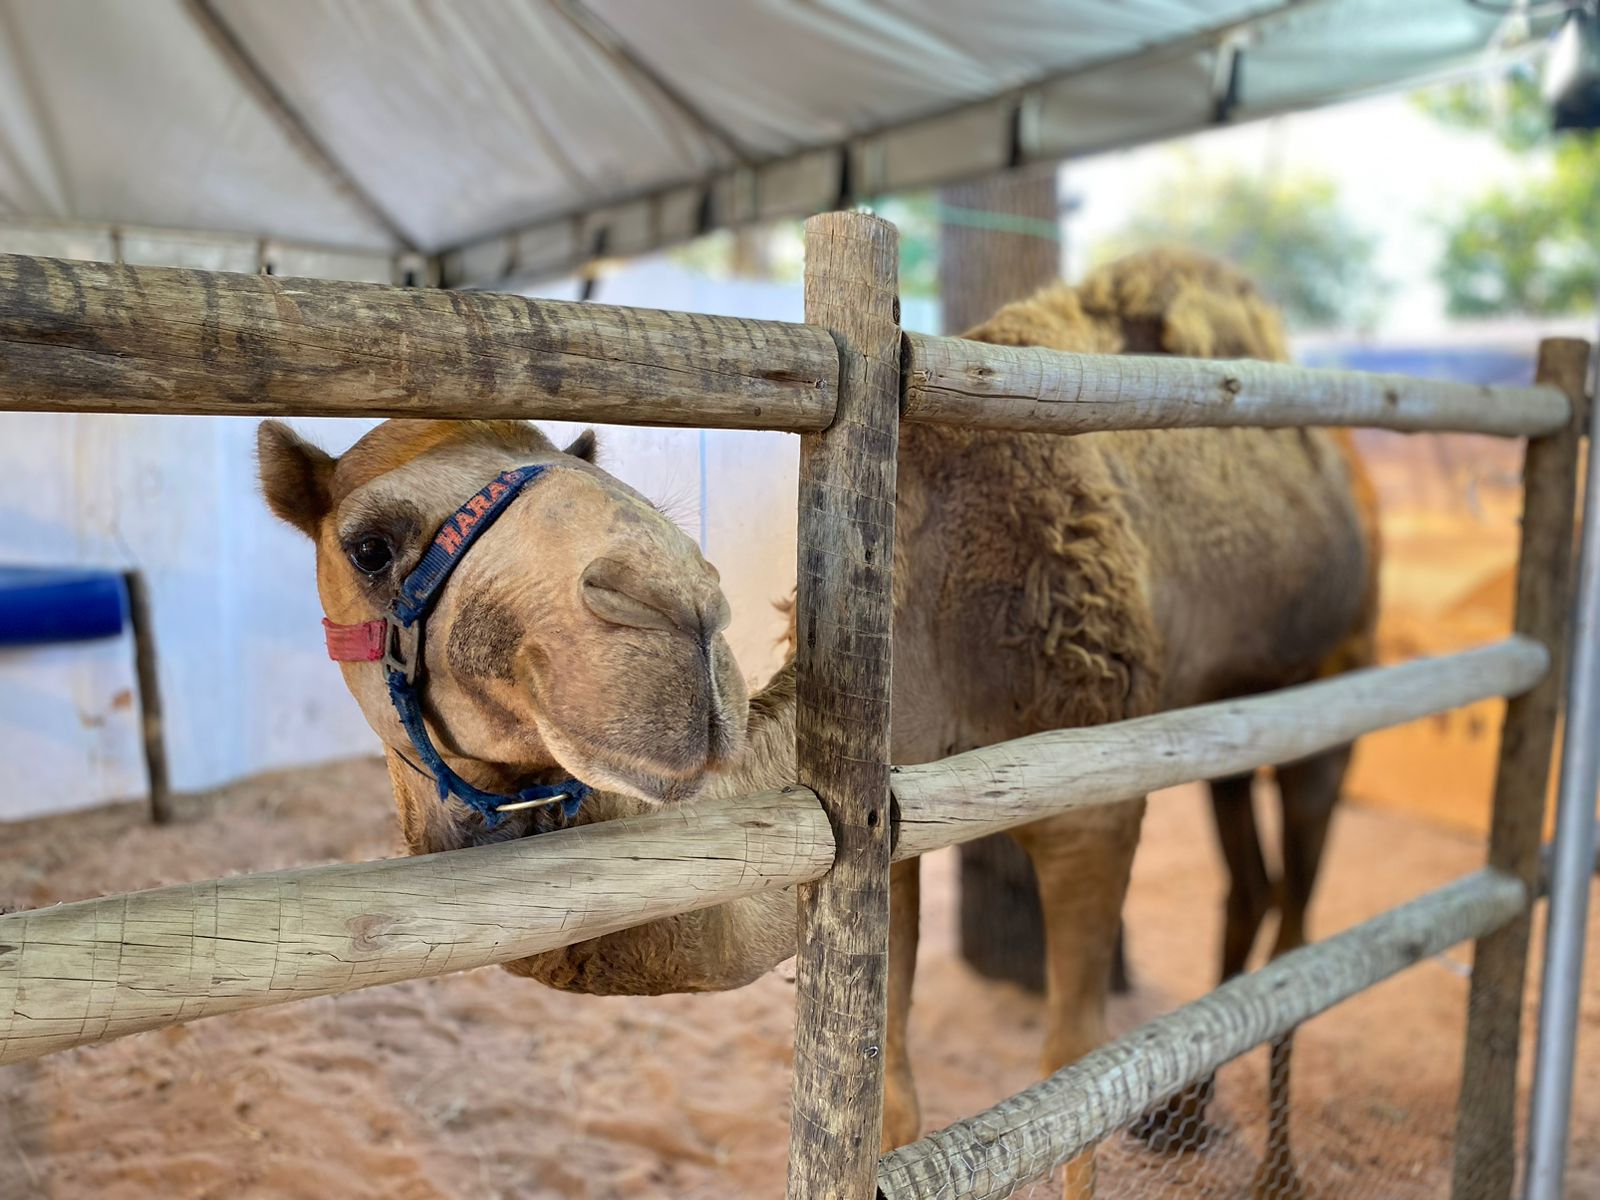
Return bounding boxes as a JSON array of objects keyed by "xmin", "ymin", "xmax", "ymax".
[
  {"xmin": 1132, "ymin": 771, "xmax": 1269, "ymax": 1151},
  {"xmin": 1214, "ymin": 772, "xmax": 1274, "ymax": 981},
  {"xmin": 882, "ymin": 857, "xmax": 923, "ymax": 1151},
  {"xmin": 1013, "ymin": 797, "xmax": 1146, "ymax": 1200},
  {"xmin": 1251, "ymin": 745, "xmax": 1348, "ymax": 1200}
]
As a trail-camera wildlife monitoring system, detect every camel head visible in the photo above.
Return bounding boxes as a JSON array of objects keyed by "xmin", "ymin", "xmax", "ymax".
[{"xmin": 257, "ymin": 418, "xmax": 748, "ymax": 850}]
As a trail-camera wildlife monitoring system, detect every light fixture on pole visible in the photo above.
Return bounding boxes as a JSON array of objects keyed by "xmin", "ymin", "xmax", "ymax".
[{"xmin": 1544, "ymin": 1, "xmax": 1600, "ymax": 129}]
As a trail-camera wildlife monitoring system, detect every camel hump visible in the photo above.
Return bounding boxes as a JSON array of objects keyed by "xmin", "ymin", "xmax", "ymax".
[
  {"xmin": 918, "ymin": 248, "xmax": 1377, "ymax": 712},
  {"xmin": 961, "ymin": 247, "xmax": 1290, "ymax": 365}
]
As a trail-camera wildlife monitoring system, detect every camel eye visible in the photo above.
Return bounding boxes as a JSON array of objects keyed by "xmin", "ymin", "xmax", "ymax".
[{"xmin": 349, "ymin": 536, "xmax": 394, "ymax": 575}]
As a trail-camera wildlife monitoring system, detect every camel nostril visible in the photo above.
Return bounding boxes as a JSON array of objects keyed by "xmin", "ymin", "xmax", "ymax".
[
  {"xmin": 705, "ymin": 589, "xmax": 732, "ymax": 637},
  {"xmin": 581, "ymin": 558, "xmax": 704, "ymax": 636}
]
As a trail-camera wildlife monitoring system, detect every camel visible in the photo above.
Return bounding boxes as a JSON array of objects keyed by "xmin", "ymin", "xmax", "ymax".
[
  {"xmin": 256, "ymin": 415, "xmax": 803, "ymax": 994},
  {"xmin": 886, "ymin": 250, "xmax": 1379, "ymax": 1196},
  {"xmin": 257, "ymin": 248, "xmax": 1376, "ymax": 1199}
]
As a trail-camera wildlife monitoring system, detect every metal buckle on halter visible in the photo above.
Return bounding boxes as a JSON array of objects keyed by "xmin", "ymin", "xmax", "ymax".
[{"xmin": 382, "ymin": 612, "xmax": 422, "ymax": 684}]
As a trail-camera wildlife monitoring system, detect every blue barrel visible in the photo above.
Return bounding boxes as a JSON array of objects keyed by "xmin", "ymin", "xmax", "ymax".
[{"xmin": 0, "ymin": 567, "xmax": 130, "ymax": 646}]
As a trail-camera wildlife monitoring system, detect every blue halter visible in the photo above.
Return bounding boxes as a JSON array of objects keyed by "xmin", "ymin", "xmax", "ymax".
[{"xmin": 374, "ymin": 464, "xmax": 590, "ymax": 831}]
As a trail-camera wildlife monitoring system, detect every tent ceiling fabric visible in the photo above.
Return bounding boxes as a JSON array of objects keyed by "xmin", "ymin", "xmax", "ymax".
[{"xmin": 0, "ymin": 0, "xmax": 1543, "ymax": 285}]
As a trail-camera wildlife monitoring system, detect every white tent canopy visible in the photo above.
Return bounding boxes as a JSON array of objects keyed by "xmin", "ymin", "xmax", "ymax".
[{"xmin": 0, "ymin": 0, "xmax": 1551, "ymax": 286}]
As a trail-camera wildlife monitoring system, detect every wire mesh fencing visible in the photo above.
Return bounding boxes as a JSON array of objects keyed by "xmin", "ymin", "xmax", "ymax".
[{"xmin": 990, "ymin": 939, "xmax": 1574, "ymax": 1200}]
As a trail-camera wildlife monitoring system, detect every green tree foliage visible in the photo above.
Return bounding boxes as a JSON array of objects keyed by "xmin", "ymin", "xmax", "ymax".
[
  {"xmin": 1097, "ymin": 158, "xmax": 1380, "ymax": 330},
  {"xmin": 1417, "ymin": 72, "xmax": 1600, "ymax": 316},
  {"xmin": 1416, "ymin": 72, "xmax": 1552, "ymax": 152}
]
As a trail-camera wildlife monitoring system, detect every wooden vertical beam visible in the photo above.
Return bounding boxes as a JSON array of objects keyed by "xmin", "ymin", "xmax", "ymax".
[
  {"xmin": 787, "ymin": 211, "xmax": 900, "ymax": 1200},
  {"xmin": 123, "ymin": 571, "xmax": 172, "ymax": 824},
  {"xmin": 1453, "ymin": 338, "xmax": 1591, "ymax": 1200}
]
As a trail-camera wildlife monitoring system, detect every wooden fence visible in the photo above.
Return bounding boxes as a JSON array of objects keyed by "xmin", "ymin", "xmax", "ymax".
[{"xmin": 0, "ymin": 212, "xmax": 1586, "ymax": 1200}]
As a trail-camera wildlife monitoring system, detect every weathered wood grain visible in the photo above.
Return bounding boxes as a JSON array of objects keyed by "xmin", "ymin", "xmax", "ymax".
[
  {"xmin": 901, "ymin": 331, "xmax": 1572, "ymax": 437},
  {"xmin": 787, "ymin": 212, "xmax": 901, "ymax": 1200},
  {"xmin": 0, "ymin": 788, "xmax": 831, "ymax": 1067},
  {"xmin": 878, "ymin": 868, "xmax": 1528, "ymax": 1200},
  {"xmin": 1453, "ymin": 338, "xmax": 1591, "ymax": 1200},
  {"xmin": 891, "ymin": 637, "xmax": 1549, "ymax": 861},
  {"xmin": 0, "ymin": 254, "xmax": 839, "ymax": 430}
]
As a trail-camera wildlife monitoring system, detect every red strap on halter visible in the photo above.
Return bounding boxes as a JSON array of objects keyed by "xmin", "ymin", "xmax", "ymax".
[{"xmin": 323, "ymin": 617, "xmax": 386, "ymax": 662}]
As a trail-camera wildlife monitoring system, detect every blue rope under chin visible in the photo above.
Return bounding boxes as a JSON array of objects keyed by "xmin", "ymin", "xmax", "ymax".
[{"xmin": 386, "ymin": 671, "xmax": 588, "ymax": 828}]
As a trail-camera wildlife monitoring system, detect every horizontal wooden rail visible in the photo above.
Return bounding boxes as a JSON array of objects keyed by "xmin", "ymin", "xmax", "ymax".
[
  {"xmin": 876, "ymin": 867, "xmax": 1528, "ymax": 1200},
  {"xmin": 901, "ymin": 332, "xmax": 1571, "ymax": 437},
  {"xmin": 0, "ymin": 640, "xmax": 1544, "ymax": 1068},
  {"xmin": 0, "ymin": 787, "xmax": 831, "ymax": 1067},
  {"xmin": 0, "ymin": 640, "xmax": 1548, "ymax": 1068},
  {"xmin": 0, "ymin": 255, "xmax": 840, "ymax": 430},
  {"xmin": 2, "ymin": 255, "xmax": 1565, "ymax": 440},
  {"xmin": 891, "ymin": 636, "xmax": 1548, "ymax": 860}
]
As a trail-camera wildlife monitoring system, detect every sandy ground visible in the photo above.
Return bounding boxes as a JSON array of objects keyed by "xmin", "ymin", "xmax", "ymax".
[{"xmin": 2, "ymin": 757, "xmax": 1596, "ymax": 1200}]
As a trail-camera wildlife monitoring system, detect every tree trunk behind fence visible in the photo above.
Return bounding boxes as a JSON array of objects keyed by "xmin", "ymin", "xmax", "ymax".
[{"xmin": 939, "ymin": 166, "xmax": 1061, "ymax": 992}]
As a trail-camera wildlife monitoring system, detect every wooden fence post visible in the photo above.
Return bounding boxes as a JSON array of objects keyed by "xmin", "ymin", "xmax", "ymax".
[
  {"xmin": 123, "ymin": 570, "xmax": 172, "ymax": 823},
  {"xmin": 1452, "ymin": 337, "xmax": 1590, "ymax": 1199},
  {"xmin": 787, "ymin": 211, "xmax": 901, "ymax": 1200}
]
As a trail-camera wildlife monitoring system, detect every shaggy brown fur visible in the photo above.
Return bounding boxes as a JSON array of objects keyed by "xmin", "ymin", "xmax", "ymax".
[
  {"xmin": 883, "ymin": 250, "xmax": 1378, "ymax": 1195},
  {"xmin": 896, "ymin": 250, "xmax": 1374, "ymax": 742}
]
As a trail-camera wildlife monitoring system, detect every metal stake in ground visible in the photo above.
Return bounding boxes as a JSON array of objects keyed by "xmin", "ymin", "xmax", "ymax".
[
  {"xmin": 1525, "ymin": 343, "xmax": 1600, "ymax": 1200},
  {"xmin": 1453, "ymin": 337, "xmax": 1591, "ymax": 1200}
]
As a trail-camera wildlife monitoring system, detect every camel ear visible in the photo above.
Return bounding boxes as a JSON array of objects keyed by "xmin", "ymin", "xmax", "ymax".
[
  {"xmin": 563, "ymin": 428, "xmax": 598, "ymax": 463},
  {"xmin": 257, "ymin": 420, "xmax": 335, "ymax": 539}
]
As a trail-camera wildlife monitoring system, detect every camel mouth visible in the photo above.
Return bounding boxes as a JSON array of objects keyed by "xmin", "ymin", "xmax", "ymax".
[
  {"xmin": 530, "ymin": 677, "xmax": 748, "ymax": 811},
  {"xmin": 452, "ymin": 772, "xmax": 701, "ymax": 852},
  {"xmin": 574, "ymin": 755, "xmax": 718, "ymax": 810}
]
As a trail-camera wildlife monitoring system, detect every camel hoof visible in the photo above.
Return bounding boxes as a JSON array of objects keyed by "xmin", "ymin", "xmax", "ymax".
[
  {"xmin": 1251, "ymin": 1153, "xmax": 1308, "ymax": 1200},
  {"xmin": 1127, "ymin": 1078, "xmax": 1217, "ymax": 1154}
]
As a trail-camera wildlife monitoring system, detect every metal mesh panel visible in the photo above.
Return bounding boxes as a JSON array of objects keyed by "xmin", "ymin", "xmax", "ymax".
[{"xmin": 996, "ymin": 974, "xmax": 1493, "ymax": 1200}]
